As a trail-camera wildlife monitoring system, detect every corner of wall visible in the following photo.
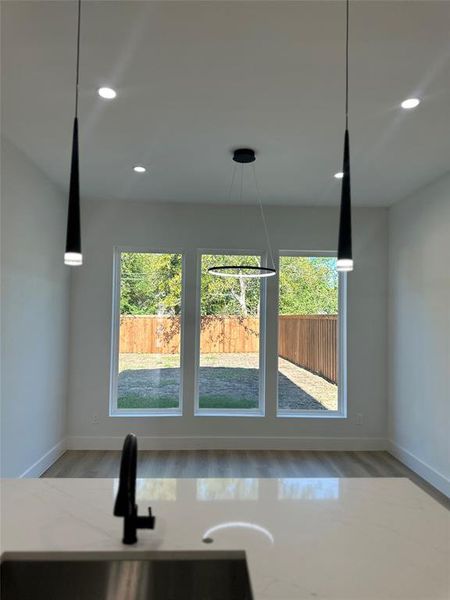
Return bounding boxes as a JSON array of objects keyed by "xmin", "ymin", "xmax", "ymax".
[{"xmin": 19, "ymin": 439, "xmax": 67, "ymax": 478}]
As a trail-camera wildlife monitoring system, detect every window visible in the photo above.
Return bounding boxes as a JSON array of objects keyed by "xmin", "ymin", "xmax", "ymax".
[
  {"xmin": 110, "ymin": 250, "xmax": 184, "ymax": 415},
  {"xmin": 110, "ymin": 249, "xmax": 345, "ymax": 420},
  {"xmin": 277, "ymin": 254, "xmax": 345, "ymax": 416},
  {"xmin": 195, "ymin": 253, "xmax": 265, "ymax": 415}
]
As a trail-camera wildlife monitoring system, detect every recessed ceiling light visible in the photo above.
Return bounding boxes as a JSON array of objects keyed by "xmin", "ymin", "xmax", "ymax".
[
  {"xmin": 133, "ymin": 165, "xmax": 146, "ymax": 173},
  {"xmin": 98, "ymin": 87, "xmax": 117, "ymax": 99},
  {"xmin": 401, "ymin": 98, "xmax": 420, "ymax": 109},
  {"xmin": 334, "ymin": 172, "xmax": 344, "ymax": 179}
]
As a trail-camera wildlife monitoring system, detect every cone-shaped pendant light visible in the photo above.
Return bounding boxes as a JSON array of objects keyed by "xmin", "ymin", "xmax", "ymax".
[
  {"xmin": 65, "ymin": 0, "xmax": 82, "ymax": 266},
  {"xmin": 337, "ymin": 0, "xmax": 353, "ymax": 272}
]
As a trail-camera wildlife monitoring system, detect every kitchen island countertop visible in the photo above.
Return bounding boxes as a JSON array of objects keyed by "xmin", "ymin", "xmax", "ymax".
[{"xmin": 1, "ymin": 477, "xmax": 449, "ymax": 599}]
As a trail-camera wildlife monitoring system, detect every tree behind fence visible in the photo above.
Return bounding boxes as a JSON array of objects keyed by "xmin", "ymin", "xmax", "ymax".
[{"xmin": 119, "ymin": 314, "xmax": 337, "ymax": 384}]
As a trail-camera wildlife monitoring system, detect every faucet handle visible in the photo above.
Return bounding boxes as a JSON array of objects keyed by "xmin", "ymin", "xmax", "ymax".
[{"xmin": 136, "ymin": 507, "xmax": 155, "ymax": 530}]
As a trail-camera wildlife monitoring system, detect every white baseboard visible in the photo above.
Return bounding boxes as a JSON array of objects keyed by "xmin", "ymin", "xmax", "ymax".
[
  {"xmin": 19, "ymin": 439, "xmax": 67, "ymax": 478},
  {"xmin": 67, "ymin": 435, "xmax": 387, "ymax": 452},
  {"xmin": 388, "ymin": 441, "xmax": 450, "ymax": 498}
]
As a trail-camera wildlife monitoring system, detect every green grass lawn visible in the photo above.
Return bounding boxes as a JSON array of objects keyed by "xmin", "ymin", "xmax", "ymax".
[
  {"xmin": 199, "ymin": 396, "xmax": 257, "ymax": 409},
  {"xmin": 118, "ymin": 352, "xmax": 337, "ymax": 411},
  {"xmin": 118, "ymin": 395, "xmax": 179, "ymax": 409},
  {"xmin": 118, "ymin": 394, "xmax": 257, "ymax": 410}
]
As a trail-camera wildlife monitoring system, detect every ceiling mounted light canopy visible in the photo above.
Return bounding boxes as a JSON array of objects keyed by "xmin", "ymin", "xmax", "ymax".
[
  {"xmin": 337, "ymin": 0, "xmax": 353, "ymax": 273},
  {"xmin": 232, "ymin": 148, "xmax": 256, "ymax": 164},
  {"xmin": 208, "ymin": 148, "xmax": 276, "ymax": 279},
  {"xmin": 64, "ymin": 0, "xmax": 82, "ymax": 266}
]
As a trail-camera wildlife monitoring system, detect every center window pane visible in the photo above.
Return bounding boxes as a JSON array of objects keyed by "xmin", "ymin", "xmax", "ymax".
[{"xmin": 198, "ymin": 254, "xmax": 262, "ymax": 412}]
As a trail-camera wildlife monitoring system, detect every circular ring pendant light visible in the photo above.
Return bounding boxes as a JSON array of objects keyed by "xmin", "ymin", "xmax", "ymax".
[
  {"xmin": 208, "ymin": 265, "xmax": 276, "ymax": 278},
  {"xmin": 208, "ymin": 148, "xmax": 276, "ymax": 278}
]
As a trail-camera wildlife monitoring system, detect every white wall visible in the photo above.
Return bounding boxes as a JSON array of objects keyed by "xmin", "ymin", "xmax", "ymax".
[
  {"xmin": 67, "ymin": 199, "xmax": 388, "ymax": 450},
  {"xmin": 1, "ymin": 139, "xmax": 70, "ymax": 477},
  {"xmin": 388, "ymin": 173, "xmax": 450, "ymax": 496}
]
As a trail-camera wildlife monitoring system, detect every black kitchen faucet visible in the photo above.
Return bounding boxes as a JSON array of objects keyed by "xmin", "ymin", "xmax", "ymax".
[{"xmin": 114, "ymin": 433, "xmax": 155, "ymax": 544}]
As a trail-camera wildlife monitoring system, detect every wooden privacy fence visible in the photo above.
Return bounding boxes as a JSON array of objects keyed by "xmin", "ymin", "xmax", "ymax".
[
  {"xmin": 119, "ymin": 316, "xmax": 259, "ymax": 355},
  {"xmin": 120, "ymin": 316, "xmax": 181, "ymax": 355},
  {"xmin": 278, "ymin": 315, "xmax": 337, "ymax": 384},
  {"xmin": 120, "ymin": 314, "xmax": 337, "ymax": 383}
]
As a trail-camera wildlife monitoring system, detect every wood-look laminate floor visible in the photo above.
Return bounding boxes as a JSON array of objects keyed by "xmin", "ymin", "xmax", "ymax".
[{"xmin": 43, "ymin": 450, "xmax": 449, "ymax": 508}]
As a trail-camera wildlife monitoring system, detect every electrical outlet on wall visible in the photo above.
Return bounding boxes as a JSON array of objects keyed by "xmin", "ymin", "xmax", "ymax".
[
  {"xmin": 356, "ymin": 413, "xmax": 363, "ymax": 425},
  {"xmin": 92, "ymin": 414, "xmax": 99, "ymax": 425}
]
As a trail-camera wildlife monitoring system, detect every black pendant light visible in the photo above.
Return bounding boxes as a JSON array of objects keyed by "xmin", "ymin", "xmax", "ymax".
[
  {"xmin": 208, "ymin": 148, "xmax": 276, "ymax": 279},
  {"xmin": 64, "ymin": 0, "xmax": 82, "ymax": 266},
  {"xmin": 337, "ymin": 0, "xmax": 353, "ymax": 272}
]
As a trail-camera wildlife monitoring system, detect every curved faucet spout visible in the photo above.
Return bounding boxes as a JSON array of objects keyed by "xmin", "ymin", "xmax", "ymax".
[
  {"xmin": 114, "ymin": 433, "xmax": 137, "ymax": 518},
  {"xmin": 114, "ymin": 434, "xmax": 155, "ymax": 544}
]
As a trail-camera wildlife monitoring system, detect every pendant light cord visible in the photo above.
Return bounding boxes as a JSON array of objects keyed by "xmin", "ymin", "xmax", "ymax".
[
  {"xmin": 345, "ymin": 0, "xmax": 349, "ymax": 129},
  {"xmin": 252, "ymin": 164, "xmax": 275, "ymax": 271},
  {"xmin": 74, "ymin": 0, "xmax": 81, "ymax": 118},
  {"xmin": 228, "ymin": 163, "xmax": 238, "ymax": 204},
  {"xmin": 239, "ymin": 164, "xmax": 244, "ymax": 204}
]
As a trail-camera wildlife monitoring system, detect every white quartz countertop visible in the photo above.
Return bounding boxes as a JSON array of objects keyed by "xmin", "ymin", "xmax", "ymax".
[{"xmin": 1, "ymin": 477, "xmax": 449, "ymax": 599}]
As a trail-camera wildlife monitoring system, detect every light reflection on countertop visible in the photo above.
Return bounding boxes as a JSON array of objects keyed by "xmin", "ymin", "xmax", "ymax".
[
  {"xmin": 197, "ymin": 478, "xmax": 259, "ymax": 501},
  {"xmin": 118, "ymin": 478, "xmax": 340, "ymax": 502},
  {"xmin": 203, "ymin": 521, "xmax": 274, "ymax": 545},
  {"xmin": 136, "ymin": 478, "xmax": 177, "ymax": 501},
  {"xmin": 277, "ymin": 478, "xmax": 340, "ymax": 500}
]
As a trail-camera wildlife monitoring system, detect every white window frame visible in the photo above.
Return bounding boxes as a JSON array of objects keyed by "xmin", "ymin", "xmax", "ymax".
[
  {"xmin": 276, "ymin": 250, "xmax": 347, "ymax": 419},
  {"xmin": 194, "ymin": 249, "xmax": 267, "ymax": 417},
  {"xmin": 109, "ymin": 246, "xmax": 185, "ymax": 417}
]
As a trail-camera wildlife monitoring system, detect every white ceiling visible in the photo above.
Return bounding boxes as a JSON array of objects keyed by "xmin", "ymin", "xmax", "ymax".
[{"xmin": 2, "ymin": 0, "xmax": 450, "ymax": 206}]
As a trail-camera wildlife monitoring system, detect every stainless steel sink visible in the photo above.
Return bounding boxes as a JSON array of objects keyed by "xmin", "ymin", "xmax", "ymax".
[{"xmin": 1, "ymin": 551, "xmax": 253, "ymax": 600}]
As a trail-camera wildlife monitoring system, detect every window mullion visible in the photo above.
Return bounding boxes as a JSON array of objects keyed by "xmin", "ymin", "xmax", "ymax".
[
  {"xmin": 263, "ymin": 252, "xmax": 280, "ymax": 418},
  {"xmin": 181, "ymin": 249, "xmax": 198, "ymax": 417}
]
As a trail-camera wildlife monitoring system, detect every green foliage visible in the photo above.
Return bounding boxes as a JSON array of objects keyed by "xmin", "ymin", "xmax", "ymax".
[
  {"xmin": 200, "ymin": 255, "xmax": 260, "ymax": 317},
  {"xmin": 279, "ymin": 256, "xmax": 338, "ymax": 315},
  {"xmin": 120, "ymin": 252, "xmax": 182, "ymax": 315},
  {"xmin": 120, "ymin": 252, "xmax": 338, "ymax": 317}
]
